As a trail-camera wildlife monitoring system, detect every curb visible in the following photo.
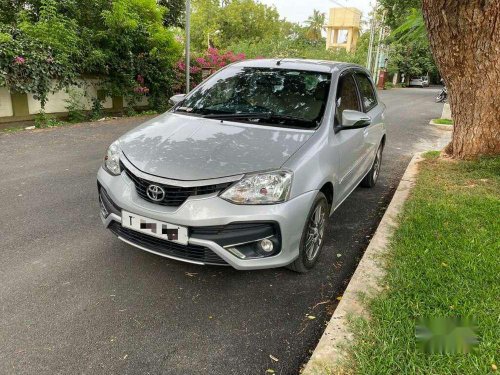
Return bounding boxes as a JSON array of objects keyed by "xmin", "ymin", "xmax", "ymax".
[
  {"xmin": 429, "ymin": 120, "xmax": 453, "ymax": 131},
  {"xmin": 302, "ymin": 153, "xmax": 424, "ymax": 375}
]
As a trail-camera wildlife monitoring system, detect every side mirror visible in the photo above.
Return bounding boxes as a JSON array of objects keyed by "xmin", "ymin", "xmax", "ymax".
[
  {"xmin": 169, "ymin": 94, "xmax": 186, "ymax": 106},
  {"xmin": 339, "ymin": 110, "xmax": 371, "ymax": 130}
]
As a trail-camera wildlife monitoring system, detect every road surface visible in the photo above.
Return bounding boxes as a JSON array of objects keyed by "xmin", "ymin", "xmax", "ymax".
[{"xmin": 0, "ymin": 88, "xmax": 450, "ymax": 374}]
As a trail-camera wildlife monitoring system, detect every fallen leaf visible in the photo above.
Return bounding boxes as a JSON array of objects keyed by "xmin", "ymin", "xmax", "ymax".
[
  {"xmin": 441, "ymin": 262, "xmax": 448, "ymax": 267},
  {"xmin": 336, "ymin": 253, "xmax": 342, "ymax": 258},
  {"xmin": 123, "ymin": 354, "xmax": 128, "ymax": 360},
  {"xmin": 266, "ymin": 370, "xmax": 275, "ymax": 374},
  {"xmin": 269, "ymin": 354, "xmax": 279, "ymax": 362},
  {"xmin": 185, "ymin": 272, "xmax": 198, "ymax": 277},
  {"xmin": 336, "ymin": 296, "xmax": 342, "ymax": 301},
  {"xmin": 307, "ymin": 315, "xmax": 316, "ymax": 320},
  {"xmin": 492, "ymin": 363, "xmax": 497, "ymax": 371}
]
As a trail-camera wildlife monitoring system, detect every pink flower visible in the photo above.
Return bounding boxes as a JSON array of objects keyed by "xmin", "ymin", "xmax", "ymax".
[
  {"xmin": 14, "ymin": 56, "xmax": 25, "ymax": 65},
  {"xmin": 136, "ymin": 74, "xmax": 145, "ymax": 84},
  {"xmin": 196, "ymin": 57, "xmax": 208, "ymax": 66}
]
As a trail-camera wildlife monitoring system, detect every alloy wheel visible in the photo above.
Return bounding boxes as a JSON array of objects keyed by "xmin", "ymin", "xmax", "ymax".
[
  {"xmin": 373, "ymin": 147, "xmax": 382, "ymax": 182},
  {"xmin": 305, "ymin": 203, "xmax": 326, "ymax": 261}
]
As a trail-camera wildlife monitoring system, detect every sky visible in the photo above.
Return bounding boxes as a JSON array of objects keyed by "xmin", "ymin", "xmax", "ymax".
[{"xmin": 259, "ymin": 0, "xmax": 374, "ymax": 25}]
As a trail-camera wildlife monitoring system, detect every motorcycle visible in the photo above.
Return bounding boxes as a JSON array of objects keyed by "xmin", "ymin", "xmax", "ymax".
[{"xmin": 436, "ymin": 79, "xmax": 448, "ymax": 103}]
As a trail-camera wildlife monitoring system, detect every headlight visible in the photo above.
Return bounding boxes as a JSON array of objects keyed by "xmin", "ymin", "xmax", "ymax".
[
  {"xmin": 220, "ymin": 170, "xmax": 292, "ymax": 204},
  {"xmin": 103, "ymin": 140, "xmax": 121, "ymax": 176}
]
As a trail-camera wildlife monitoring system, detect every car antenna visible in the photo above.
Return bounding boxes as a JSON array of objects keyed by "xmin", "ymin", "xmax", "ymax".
[{"xmin": 276, "ymin": 58, "xmax": 284, "ymax": 66}]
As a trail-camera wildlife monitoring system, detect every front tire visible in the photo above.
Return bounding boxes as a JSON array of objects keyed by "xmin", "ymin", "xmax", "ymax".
[
  {"xmin": 360, "ymin": 142, "xmax": 383, "ymax": 188},
  {"xmin": 288, "ymin": 192, "xmax": 329, "ymax": 273}
]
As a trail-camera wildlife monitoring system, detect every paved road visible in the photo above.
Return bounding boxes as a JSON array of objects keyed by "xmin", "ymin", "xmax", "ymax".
[{"xmin": 0, "ymin": 88, "xmax": 450, "ymax": 375}]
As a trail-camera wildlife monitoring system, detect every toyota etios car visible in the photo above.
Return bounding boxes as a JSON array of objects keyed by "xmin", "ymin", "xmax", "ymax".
[{"xmin": 97, "ymin": 59, "xmax": 386, "ymax": 272}]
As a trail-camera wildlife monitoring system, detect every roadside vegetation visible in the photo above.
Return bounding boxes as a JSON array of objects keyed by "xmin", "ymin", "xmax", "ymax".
[
  {"xmin": 347, "ymin": 153, "xmax": 500, "ymax": 374},
  {"xmin": 1, "ymin": 0, "xmax": 441, "ymax": 126},
  {"xmin": 432, "ymin": 119, "xmax": 454, "ymax": 125}
]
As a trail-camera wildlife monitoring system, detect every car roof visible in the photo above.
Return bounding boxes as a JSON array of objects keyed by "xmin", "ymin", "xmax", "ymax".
[{"xmin": 230, "ymin": 58, "xmax": 364, "ymax": 74}]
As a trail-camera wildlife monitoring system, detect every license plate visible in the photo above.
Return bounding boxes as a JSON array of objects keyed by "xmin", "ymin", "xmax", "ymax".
[{"xmin": 121, "ymin": 210, "xmax": 188, "ymax": 245}]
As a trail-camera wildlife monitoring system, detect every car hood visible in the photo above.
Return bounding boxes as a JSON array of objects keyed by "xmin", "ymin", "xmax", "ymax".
[{"xmin": 119, "ymin": 113, "xmax": 313, "ymax": 181}]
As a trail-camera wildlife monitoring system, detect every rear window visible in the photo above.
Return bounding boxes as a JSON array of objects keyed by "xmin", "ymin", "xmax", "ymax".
[{"xmin": 354, "ymin": 73, "xmax": 377, "ymax": 112}]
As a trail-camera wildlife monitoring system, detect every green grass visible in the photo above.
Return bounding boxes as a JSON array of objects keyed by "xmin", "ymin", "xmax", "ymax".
[
  {"xmin": 347, "ymin": 154, "xmax": 500, "ymax": 374},
  {"xmin": 432, "ymin": 118, "xmax": 454, "ymax": 125}
]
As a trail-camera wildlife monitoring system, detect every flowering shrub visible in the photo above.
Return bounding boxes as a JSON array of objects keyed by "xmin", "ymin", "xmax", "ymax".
[{"xmin": 174, "ymin": 48, "xmax": 247, "ymax": 93}]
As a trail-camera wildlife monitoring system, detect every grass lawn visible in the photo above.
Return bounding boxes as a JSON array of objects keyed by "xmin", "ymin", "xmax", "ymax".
[
  {"xmin": 432, "ymin": 118, "xmax": 454, "ymax": 125},
  {"xmin": 347, "ymin": 153, "xmax": 500, "ymax": 374}
]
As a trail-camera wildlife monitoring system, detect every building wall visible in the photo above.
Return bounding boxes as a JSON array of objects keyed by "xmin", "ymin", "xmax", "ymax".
[
  {"xmin": 27, "ymin": 80, "xmax": 114, "ymax": 115},
  {"xmin": 0, "ymin": 79, "xmax": 149, "ymax": 122},
  {"xmin": 325, "ymin": 7, "xmax": 362, "ymax": 52},
  {"xmin": 0, "ymin": 87, "xmax": 14, "ymax": 117}
]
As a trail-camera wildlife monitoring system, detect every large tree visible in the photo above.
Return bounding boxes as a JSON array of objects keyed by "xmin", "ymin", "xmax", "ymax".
[{"xmin": 422, "ymin": 1, "xmax": 500, "ymax": 158}]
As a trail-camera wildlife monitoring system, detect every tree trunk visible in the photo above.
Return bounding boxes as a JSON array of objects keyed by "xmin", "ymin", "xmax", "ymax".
[{"xmin": 422, "ymin": 0, "xmax": 500, "ymax": 158}]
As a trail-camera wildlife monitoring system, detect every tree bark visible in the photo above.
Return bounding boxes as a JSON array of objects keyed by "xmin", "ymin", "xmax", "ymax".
[{"xmin": 422, "ymin": 0, "xmax": 500, "ymax": 158}]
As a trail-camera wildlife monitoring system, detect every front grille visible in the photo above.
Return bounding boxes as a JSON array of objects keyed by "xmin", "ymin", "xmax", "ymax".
[
  {"xmin": 109, "ymin": 222, "xmax": 228, "ymax": 266},
  {"xmin": 121, "ymin": 162, "xmax": 233, "ymax": 207}
]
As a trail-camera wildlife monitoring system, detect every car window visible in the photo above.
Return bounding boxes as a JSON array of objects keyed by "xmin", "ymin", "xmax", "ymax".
[
  {"xmin": 354, "ymin": 73, "xmax": 377, "ymax": 112},
  {"xmin": 335, "ymin": 73, "xmax": 361, "ymax": 125},
  {"xmin": 177, "ymin": 67, "xmax": 331, "ymax": 129}
]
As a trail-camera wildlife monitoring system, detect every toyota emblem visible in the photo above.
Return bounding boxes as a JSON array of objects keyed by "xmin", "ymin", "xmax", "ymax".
[{"xmin": 146, "ymin": 184, "xmax": 166, "ymax": 201}]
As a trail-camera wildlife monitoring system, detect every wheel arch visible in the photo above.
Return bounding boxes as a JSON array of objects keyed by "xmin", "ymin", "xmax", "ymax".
[{"xmin": 319, "ymin": 181, "xmax": 334, "ymax": 209}]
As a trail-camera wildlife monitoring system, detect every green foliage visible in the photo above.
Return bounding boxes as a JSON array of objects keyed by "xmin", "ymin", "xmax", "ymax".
[
  {"xmin": 378, "ymin": 0, "xmax": 421, "ymax": 29},
  {"xmin": 0, "ymin": 0, "xmax": 181, "ymax": 113},
  {"xmin": 19, "ymin": 0, "xmax": 80, "ymax": 60},
  {"xmin": 348, "ymin": 156, "xmax": 500, "ymax": 374},
  {"xmin": 226, "ymin": 30, "xmax": 370, "ymax": 65},
  {"xmin": 90, "ymin": 97, "xmax": 104, "ymax": 120},
  {"xmin": 158, "ymin": 0, "xmax": 185, "ymax": 27},
  {"xmin": 190, "ymin": 0, "xmax": 286, "ymax": 51},
  {"xmin": 304, "ymin": 9, "xmax": 325, "ymax": 43},
  {"xmin": 64, "ymin": 88, "xmax": 87, "ymax": 123},
  {"xmin": 34, "ymin": 110, "xmax": 65, "ymax": 128},
  {"xmin": 384, "ymin": 81, "xmax": 394, "ymax": 89},
  {"xmin": 391, "ymin": 8, "xmax": 426, "ymax": 44},
  {"xmin": 379, "ymin": 4, "xmax": 437, "ymax": 81},
  {"xmin": 387, "ymin": 42, "xmax": 436, "ymax": 79},
  {"xmin": 0, "ymin": 25, "xmax": 77, "ymax": 108}
]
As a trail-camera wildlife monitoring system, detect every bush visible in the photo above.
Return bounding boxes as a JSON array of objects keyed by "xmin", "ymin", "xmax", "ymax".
[
  {"xmin": 64, "ymin": 89, "xmax": 87, "ymax": 123},
  {"xmin": 174, "ymin": 48, "xmax": 246, "ymax": 92},
  {"xmin": 34, "ymin": 110, "xmax": 65, "ymax": 128},
  {"xmin": 90, "ymin": 97, "xmax": 104, "ymax": 120}
]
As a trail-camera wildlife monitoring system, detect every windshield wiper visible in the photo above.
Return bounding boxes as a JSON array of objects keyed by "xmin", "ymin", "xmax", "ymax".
[
  {"xmin": 202, "ymin": 112, "xmax": 272, "ymax": 119},
  {"xmin": 202, "ymin": 112, "xmax": 314, "ymax": 126}
]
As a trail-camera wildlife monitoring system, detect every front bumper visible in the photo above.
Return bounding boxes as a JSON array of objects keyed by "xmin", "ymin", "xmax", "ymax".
[{"xmin": 97, "ymin": 167, "xmax": 317, "ymax": 270}]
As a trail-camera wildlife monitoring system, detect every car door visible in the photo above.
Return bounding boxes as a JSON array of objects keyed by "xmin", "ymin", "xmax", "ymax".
[
  {"xmin": 353, "ymin": 71, "xmax": 383, "ymax": 175},
  {"xmin": 332, "ymin": 70, "xmax": 366, "ymax": 205}
]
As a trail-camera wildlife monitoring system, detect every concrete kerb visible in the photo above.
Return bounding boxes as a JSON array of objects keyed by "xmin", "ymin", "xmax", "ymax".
[
  {"xmin": 302, "ymin": 153, "xmax": 424, "ymax": 375},
  {"xmin": 429, "ymin": 119, "xmax": 453, "ymax": 131}
]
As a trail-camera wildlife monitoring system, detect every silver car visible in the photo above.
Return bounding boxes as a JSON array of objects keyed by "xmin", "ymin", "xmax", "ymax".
[
  {"xmin": 97, "ymin": 59, "xmax": 386, "ymax": 272},
  {"xmin": 409, "ymin": 76, "xmax": 429, "ymax": 87}
]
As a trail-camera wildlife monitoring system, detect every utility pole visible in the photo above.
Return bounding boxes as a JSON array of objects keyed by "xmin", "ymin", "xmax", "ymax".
[
  {"xmin": 366, "ymin": 0, "xmax": 377, "ymax": 71},
  {"xmin": 373, "ymin": 10, "xmax": 386, "ymax": 83},
  {"xmin": 185, "ymin": 0, "xmax": 191, "ymax": 94}
]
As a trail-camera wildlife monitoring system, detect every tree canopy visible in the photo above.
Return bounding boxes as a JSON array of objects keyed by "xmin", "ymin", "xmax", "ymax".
[{"xmin": 1, "ymin": 0, "xmax": 371, "ymax": 113}]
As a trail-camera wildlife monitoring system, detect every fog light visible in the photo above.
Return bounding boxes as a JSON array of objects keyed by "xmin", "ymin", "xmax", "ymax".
[{"xmin": 259, "ymin": 238, "xmax": 274, "ymax": 253}]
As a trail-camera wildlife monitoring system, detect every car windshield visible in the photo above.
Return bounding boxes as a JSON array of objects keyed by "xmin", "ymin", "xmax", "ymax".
[{"xmin": 175, "ymin": 67, "xmax": 331, "ymax": 129}]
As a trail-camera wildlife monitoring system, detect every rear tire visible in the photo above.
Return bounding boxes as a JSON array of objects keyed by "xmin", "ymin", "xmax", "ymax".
[
  {"xmin": 360, "ymin": 142, "xmax": 383, "ymax": 188},
  {"xmin": 287, "ymin": 192, "xmax": 329, "ymax": 273}
]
